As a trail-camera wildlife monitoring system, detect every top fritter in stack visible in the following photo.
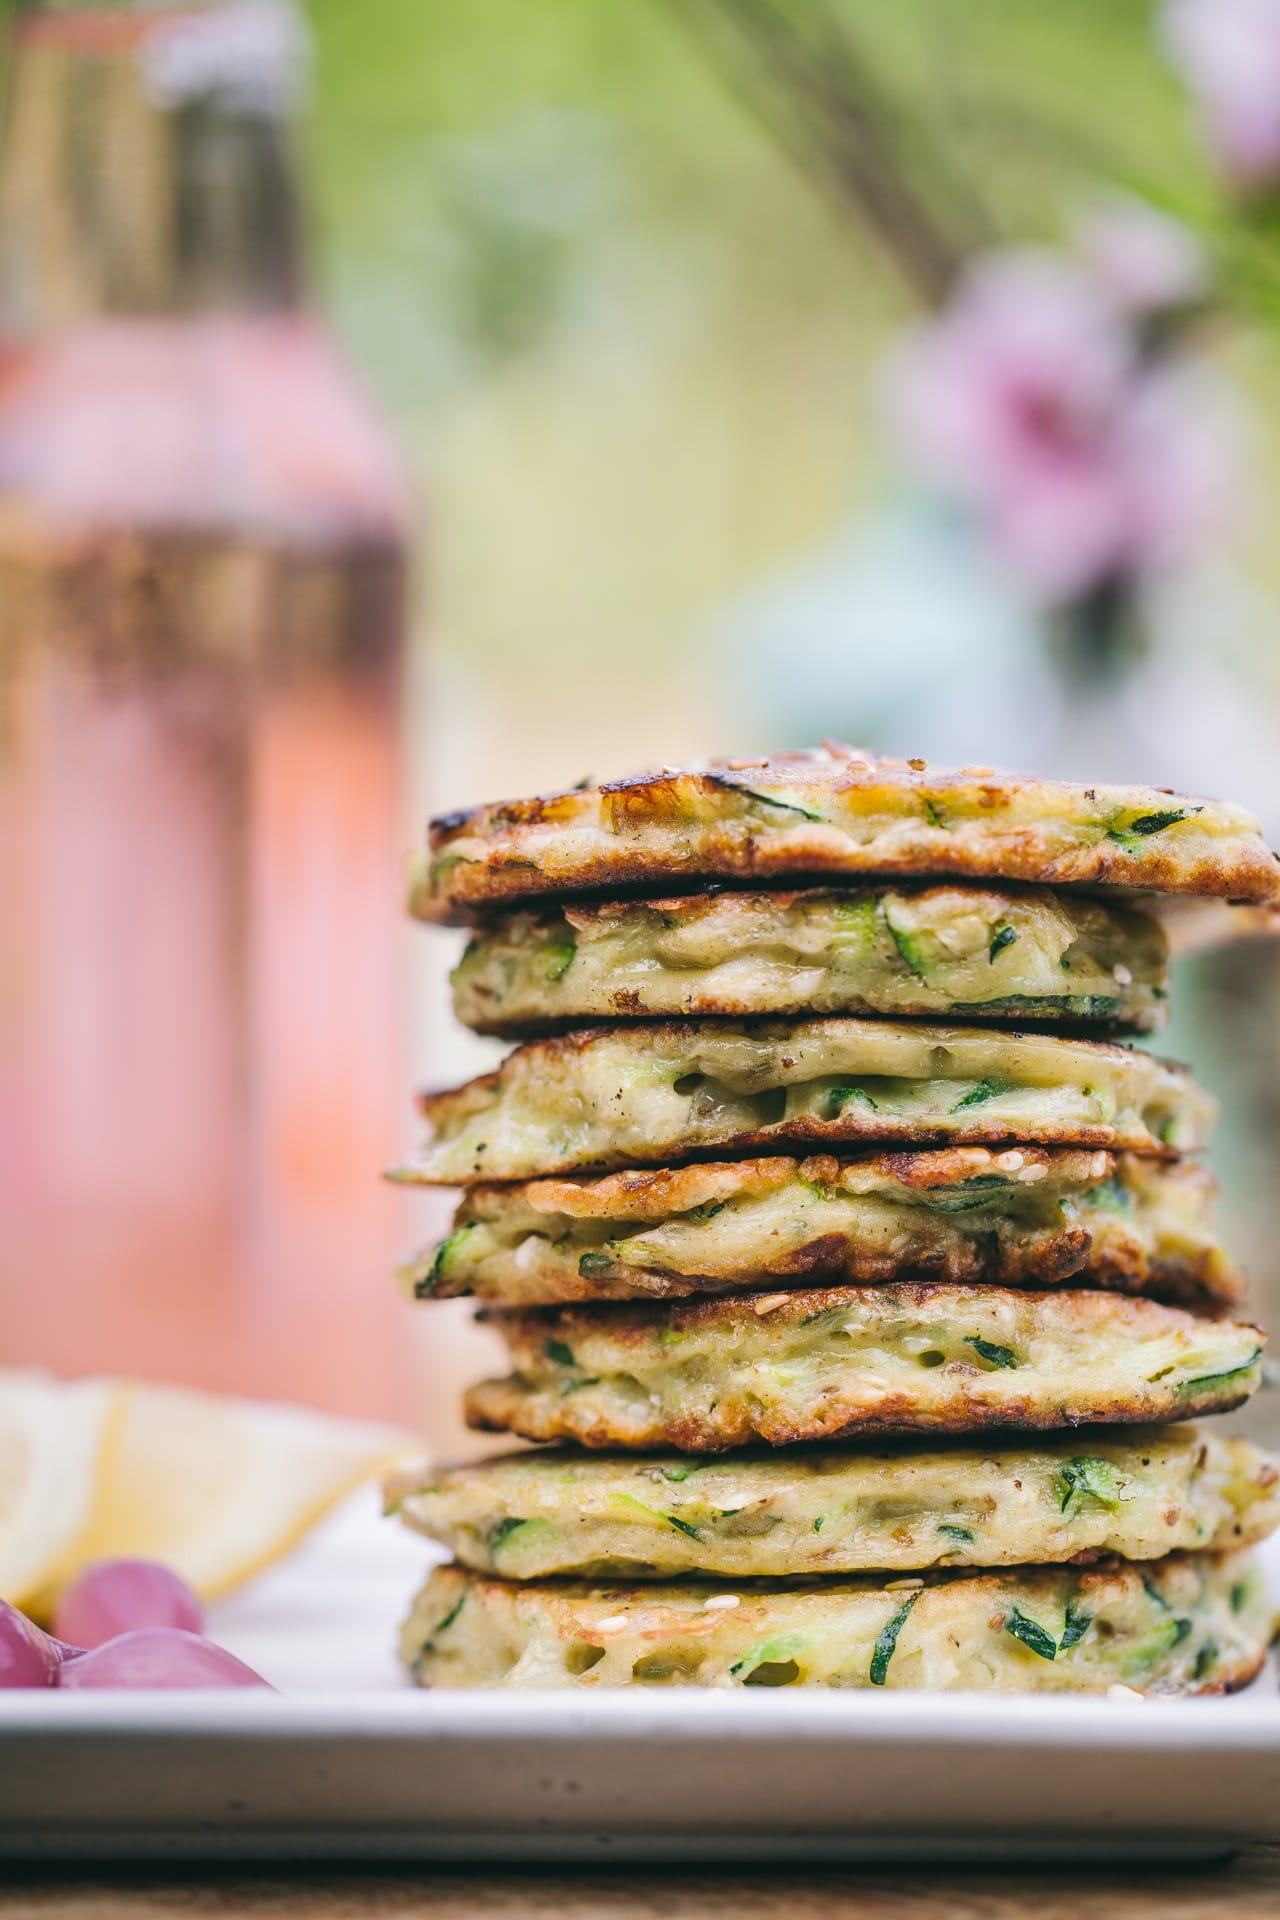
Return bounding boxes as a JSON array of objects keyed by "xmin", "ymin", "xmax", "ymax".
[{"xmin": 387, "ymin": 747, "xmax": 1280, "ymax": 1693}]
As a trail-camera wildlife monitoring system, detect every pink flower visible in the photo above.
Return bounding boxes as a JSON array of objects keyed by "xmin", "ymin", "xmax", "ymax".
[
  {"xmin": 1162, "ymin": 0, "xmax": 1280, "ymax": 189},
  {"xmin": 1076, "ymin": 200, "xmax": 1207, "ymax": 315},
  {"xmin": 884, "ymin": 251, "xmax": 1232, "ymax": 603}
]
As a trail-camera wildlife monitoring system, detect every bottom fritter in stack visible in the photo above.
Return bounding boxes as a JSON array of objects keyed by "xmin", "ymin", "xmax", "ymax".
[{"xmin": 386, "ymin": 750, "xmax": 1280, "ymax": 1692}]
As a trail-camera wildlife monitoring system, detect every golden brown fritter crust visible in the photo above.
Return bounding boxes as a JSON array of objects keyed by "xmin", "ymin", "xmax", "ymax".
[
  {"xmin": 465, "ymin": 1282, "xmax": 1265, "ymax": 1451},
  {"xmin": 449, "ymin": 885, "xmax": 1171, "ymax": 1037},
  {"xmin": 414, "ymin": 748, "xmax": 1280, "ymax": 923},
  {"xmin": 396, "ymin": 1018, "xmax": 1216, "ymax": 1183},
  {"xmin": 400, "ymin": 1552, "xmax": 1273, "ymax": 1693},
  {"xmin": 385, "ymin": 1429, "xmax": 1280, "ymax": 1581},
  {"xmin": 404, "ymin": 1147, "xmax": 1242, "ymax": 1310}
]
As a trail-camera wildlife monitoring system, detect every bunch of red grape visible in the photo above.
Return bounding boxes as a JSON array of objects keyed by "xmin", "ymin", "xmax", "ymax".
[{"xmin": 1, "ymin": 1562, "xmax": 270, "ymax": 1689}]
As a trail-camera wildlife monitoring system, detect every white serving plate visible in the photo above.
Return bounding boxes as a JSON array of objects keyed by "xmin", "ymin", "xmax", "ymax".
[{"xmin": 2, "ymin": 1494, "xmax": 1278, "ymax": 1866}]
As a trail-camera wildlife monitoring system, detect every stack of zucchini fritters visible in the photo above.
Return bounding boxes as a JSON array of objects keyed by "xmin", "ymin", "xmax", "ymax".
[{"xmin": 387, "ymin": 747, "xmax": 1280, "ymax": 1693}]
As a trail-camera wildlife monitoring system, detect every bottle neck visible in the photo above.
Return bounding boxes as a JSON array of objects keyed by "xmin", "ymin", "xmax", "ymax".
[{"xmin": 0, "ymin": 5, "xmax": 307, "ymax": 336}]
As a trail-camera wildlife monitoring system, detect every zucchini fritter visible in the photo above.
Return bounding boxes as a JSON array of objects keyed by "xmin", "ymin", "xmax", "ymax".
[
  {"xmin": 387, "ymin": 1428, "xmax": 1280, "ymax": 1580},
  {"xmin": 466, "ymin": 1284, "xmax": 1265, "ymax": 1450},
  {"xmin": 401, "ymin": 1550, "xmax": 1271, "ymax": 1692},
  {"xmin": 451, "ymin": 886, "xmax": 1170, "ymax": 1037},
  {"xmin": 406, "ymin": 1148, "xmax": 1239, "ymax": 1310},
  {"xmin": 397, "ymin": 1019, "xmax": 1215, "ymax": 1184},
  {"xmin": 415, "ymin": 748, "xmax": 1280, "ymax": 923}
]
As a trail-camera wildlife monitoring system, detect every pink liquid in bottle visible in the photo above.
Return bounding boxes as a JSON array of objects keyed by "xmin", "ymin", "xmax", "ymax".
[{"xmin": 0, "ymin": 6, "xmax": 417, "ymax": 1419}]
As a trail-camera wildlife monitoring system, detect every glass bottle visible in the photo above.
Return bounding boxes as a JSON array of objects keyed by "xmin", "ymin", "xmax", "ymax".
[{"xmin": 0, "ymin": 3, "xmax": 415, "ymax": 1419}]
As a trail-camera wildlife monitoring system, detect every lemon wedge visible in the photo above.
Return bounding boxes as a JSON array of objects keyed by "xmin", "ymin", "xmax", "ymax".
[
  {"xmin": 44, "ymin": 1381, "xmax": 418, "ymax": 1604},
  {"xmin": 0, "ymin": 1372, "xmax": 122, "ymax": 1610}
]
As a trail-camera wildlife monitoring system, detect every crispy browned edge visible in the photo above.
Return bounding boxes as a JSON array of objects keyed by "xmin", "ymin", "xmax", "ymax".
[
  {"xmin": 503, "ymin": 1146, "xmax": 1107, "ymax": 1210},
  {"xmin": 462, "ymin": 1372, "xmax": 1258, "ymax": 1451},
  {"xmin": 459, "ymin": 997, "xmax": 1161, "ymax": 1041},
  {"xmin": 417, "ymin": 758, "xmax": 1280, "ymax": 922},
  {"xmin": 476, "ymin": 1277, "xmax": 1260, "ymax": 1343},
  {"xmin": 416, "ymin": 1110, "xmax": 1173, "ymax": 1168},
  {"xmin": 461, "ymin": 1283, "xmax": 1263, "ymax": 1452},
  {"xmin": 406, "ymin": 1021, "xmax": 1195, "ymax": 1179},
  {"xmin": 404, "ymin": 1562, "xmax": 1268, "ymax": 1695},
  {"xmin": 405, "ymin": 1233, "xmax": 1236, "ymax": 1310},
  {"xmin": 407, "ymin": 1148, "xmax": 1238, "ymax": 1310}
]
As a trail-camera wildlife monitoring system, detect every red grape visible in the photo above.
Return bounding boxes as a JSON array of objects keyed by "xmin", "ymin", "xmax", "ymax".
[
  {"xmin": 53, "ymin": 1559, "xmax": 204, "ymax": 1648},
  {"xmin": 0, "ymin": 1600, "xmax": 81, "ymax": 1688},
  {"xmin": 55, "ymin": 1627, "xmax": 272, "ymax": 1689}
]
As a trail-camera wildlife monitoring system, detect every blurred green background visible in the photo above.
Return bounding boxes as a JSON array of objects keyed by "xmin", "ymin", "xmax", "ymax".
[{"xmin": 304, "ymin": 0, "xmax": 1280, "ymax": 810}]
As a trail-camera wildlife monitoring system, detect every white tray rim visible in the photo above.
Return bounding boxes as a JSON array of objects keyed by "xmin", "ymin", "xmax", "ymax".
[{"xmin": 6, "ymin": 1686, "xmax": 1280, "ymax": 1866}]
